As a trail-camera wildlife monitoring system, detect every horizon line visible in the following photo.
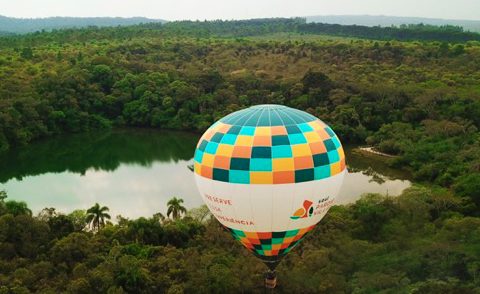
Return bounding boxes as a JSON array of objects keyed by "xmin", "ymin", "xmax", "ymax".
[{"xmin": 1, "ymin": 13, "xmax": 480, "ymax": 23}]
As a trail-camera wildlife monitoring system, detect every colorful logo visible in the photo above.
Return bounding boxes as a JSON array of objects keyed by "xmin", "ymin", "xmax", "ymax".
[{"xmin": 290, "ymin": 200, "xmax": 314, "ymax": 220}]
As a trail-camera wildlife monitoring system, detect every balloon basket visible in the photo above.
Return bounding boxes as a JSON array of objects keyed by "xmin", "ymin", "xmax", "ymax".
[{"xmin": 264, "ymin": 270, "xmax": 277, "ymax": 289}]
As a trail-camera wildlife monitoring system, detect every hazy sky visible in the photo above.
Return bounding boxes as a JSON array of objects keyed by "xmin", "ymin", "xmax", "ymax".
[{"xmin": 1, "ymin": 0, "xmax": 479, "ymax": 21}]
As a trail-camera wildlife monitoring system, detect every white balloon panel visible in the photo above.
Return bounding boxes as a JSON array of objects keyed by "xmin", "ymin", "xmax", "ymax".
[{"xmin": 194, "ymin": 170, "xmax": 346, "ymax": 232}]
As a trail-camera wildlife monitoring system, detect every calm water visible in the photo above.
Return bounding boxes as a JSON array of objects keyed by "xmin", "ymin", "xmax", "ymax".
[{"xmin": 0, "ymin": 129, "xmax": 411, "ymax": 218}]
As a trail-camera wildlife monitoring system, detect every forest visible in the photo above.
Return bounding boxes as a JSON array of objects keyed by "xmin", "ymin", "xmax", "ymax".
[
  {"xmin": 2, "ymin": 18, "xmax": 480, "ymax": 48},
  {"xmin": 0, "ymin": 187, "xmax": 478, "ymax": 293},
  {"xmin": 0, "ymin": 18, "xmax": 479, "ymax": 292}
]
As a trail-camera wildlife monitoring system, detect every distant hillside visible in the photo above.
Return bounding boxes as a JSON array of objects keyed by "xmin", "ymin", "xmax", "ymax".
[
  {"xmin": 0, "ymin": 31, "xmax": 14, "ymax": 36},
  {"xmin": 160, "ymin": 19, "xmax": 480, "ymax": 43},
  {"xmin": 1, "ymin": 18, "xmax": 479, "ymax": 46},
  {"xmin": 306, "ymin": 15, "xmax": 480, "ymax": 32},
  {"xmin": 0, "ymin": 15, "xmax": 166, "ymax": 34}
]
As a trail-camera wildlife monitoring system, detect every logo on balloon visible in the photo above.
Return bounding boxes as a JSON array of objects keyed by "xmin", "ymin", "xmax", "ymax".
[{"xmin": 290, "ymin": 200, "xmax": 314, "ymax": 220}]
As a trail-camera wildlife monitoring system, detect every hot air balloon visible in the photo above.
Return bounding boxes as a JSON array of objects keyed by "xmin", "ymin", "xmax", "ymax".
[{"xmin": 193, "ymin": 104, "xmax": 346, "ymax": 288}]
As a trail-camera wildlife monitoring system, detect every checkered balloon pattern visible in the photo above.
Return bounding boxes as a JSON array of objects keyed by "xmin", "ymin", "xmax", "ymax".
[
  {"xmin": 193, "ymin": 105, "xmax": 346, "ymax": 184},
  {"xmin": 227, "ymin": 226, "xmax": 316, "ymax": 258}
]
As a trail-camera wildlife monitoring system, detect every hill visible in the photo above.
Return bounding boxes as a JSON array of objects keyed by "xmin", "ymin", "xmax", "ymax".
[
  {"xmin": 307, "ymin": 15, "xmax": 480, "ymax": 32},
  {"xmin": 2, "ymin": 16, "xmax": 480, "ymax": 42},
  {"xmin": 0, "ymin": 15, "xmax": 166, "ymax": 34},
  {"xmin": 1, "ymin": 18, "xmax": 480, "ymax": 50}
]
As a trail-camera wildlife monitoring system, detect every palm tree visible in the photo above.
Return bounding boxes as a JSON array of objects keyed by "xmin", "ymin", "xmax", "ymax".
[
  {"xmin": 86, "ymin": 203, "xmax": 111, "ymax": 232},
  {"xmin": 166, "ymin": 197, "xmax": 187, "ymax": 220}
]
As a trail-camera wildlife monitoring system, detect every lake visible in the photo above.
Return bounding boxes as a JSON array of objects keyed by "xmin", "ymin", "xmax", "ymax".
[{"xmin": 0, "ymin": 129, "xmax": 411, "ymax": 218}]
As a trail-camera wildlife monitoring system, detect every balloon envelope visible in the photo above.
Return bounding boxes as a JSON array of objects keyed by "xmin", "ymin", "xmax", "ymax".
[{"xmin": 193, "ymin": 105, "xmax": 346, "ymax": 264}]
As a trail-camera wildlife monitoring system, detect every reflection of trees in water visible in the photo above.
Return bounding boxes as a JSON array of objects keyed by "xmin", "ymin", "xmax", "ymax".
[
  {"xmin": 363, "ymin": 167, "xmax": 386, "ymax": 184},
  {"xmin": 346, "ymin": 166, "xmax": 386, "ymax": 184},
  {"xmin": 0, "ymin": 129, "xmax": 199, "ymax": 183},
  {"xmin": 0, "ymin": 135, "xmax": 411, "ymax": 185},
  {"xmin": 345, "ymin": 147, "xmax": 411, "ymax": 183}
]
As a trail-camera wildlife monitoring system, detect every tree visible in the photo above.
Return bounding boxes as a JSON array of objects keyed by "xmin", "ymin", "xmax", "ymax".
[
  {"xmin": 85, "ymin": 203, "xmax": 111, "ymax": 232},
  {"xmin": 48, "ymin": 215, "xmax": 75, "ymax": 239},
  {"xmin": 125, "ymin": 217, "xmax": 164, "ymax": 244},
  {"xmin": 20, "ymin": 47, "xmax": 33, "ymax": 59},
  {"xmin": 0, "ymin": 190, "xmax": 7, "ymax": 201},
  {"xmin": 68, "ymin": 209, "xmax": 88, "ymax": 231},
  {"xmin": 187, "ymin": 205, "xmax": 211, "ymax": 222},
  {"xmin": 114, "ymin": 255, "xmax": 151, "ymax": 292},
  {"xmin": 301, "ymin": 70, "xmax": 333, "ymax": 93},
  {"xmin": 153, "ymin": 212, "xmax": 166, "ymax": 223},
  {"xmin": 454, "ymin": 174, "xmax": 480, "ymax": 207},
  {"xmin": 0, "ymin": 190, "xmax": 7, "ymax": 215},
  {"xmin": 37, "ymin": 207, "xmax": 57, "ymax": 221},
  {"xmin": 166, "ymin": 197, "xmax": 187, "ymax": 220},
  {"xmin": 91, "ymin": 64, "xmax": 114, "ymax": 93},
  {"xmin": 5, "ymin": 200, "xmax": 32, "ymax": 216},
  {"xmin": 50, "ymin": 232, "xmax": 92, "ymax": 267},
  {"xmin": 351, "ymin": 194, "xmax": 396, "ymax": 241}
]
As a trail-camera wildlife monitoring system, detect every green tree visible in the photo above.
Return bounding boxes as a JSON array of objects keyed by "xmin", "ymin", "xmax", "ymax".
[
  {"xmin": 187, "ymin": 205, "xmax": 211, "ymax": 222},
  {"xmin": 166, "ymin": 197, "xmax": 187, "ymax": 220},
  {"xmin": 37, "ymin": 207, "xmax": 56, "ymax": 221},
  {"xmin": 50, "ymin": 232, "xmax": 92, "ymax": 268},
  {"xmin": 48, "ymin": 214, "xmax": 75, "ymax": 239},
  {"xmin": 68, "ymin": 209, "xmax": 88, "ymax": 231},
  {"xmin": 114, "ymin": 255, "xmax": 151, "ymax": 292},
  {"xmin": 91, "ymin": 64, "xmax": 114, "ymax": 93},
  {"xmin": 301, "ymin": 70, "xmax": 333, "ymax": 93},
  {"xmin": 0, "ymin": 190, "xmax": 7, "ymax": 201},
  {"xmin": 454, "ymin": 174, "xmax": 480, "ymax": 208},
  {"xmin": 20, "ymin": 47, "xmax": 33, "ymax": 59},
  {"xmin": 5, "ymin": 200, "xmax": 32, "ymax": 216},
  {"xmin": 86, "ymin": 203, "xmax": 111, "ymax": 232}
]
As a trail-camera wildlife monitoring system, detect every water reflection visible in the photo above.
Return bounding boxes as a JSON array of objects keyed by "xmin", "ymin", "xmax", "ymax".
[
  {"xmin": 336, "ymin": 146, "xmax": 411, "ymax": 204},
  {"xmin": 0, "ymin": 129, "xmax": 197, "ymax": 183},
  {"xmin": 0, "ymin": 129, "xmax": 411, "ymax": 217}
]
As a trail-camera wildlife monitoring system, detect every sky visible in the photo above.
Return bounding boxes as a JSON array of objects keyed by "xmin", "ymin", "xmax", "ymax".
[{"xmin": 0, "ymin": 0, "xmax": 479, "ymax": 21}]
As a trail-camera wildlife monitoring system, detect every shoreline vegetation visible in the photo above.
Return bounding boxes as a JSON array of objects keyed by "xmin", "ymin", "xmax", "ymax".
[{"xmin": 0, "ymin": 18, "xmax": 479, "ymax": 292}]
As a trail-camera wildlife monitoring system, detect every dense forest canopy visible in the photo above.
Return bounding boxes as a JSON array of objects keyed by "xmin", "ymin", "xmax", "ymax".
[
  {"xmin": 0, "ymin": 18, "xmax": 479, "ymax": 292},
  {"xmin": 0, "ymin": 19, "xmax": 479, "ymax": 198},
  {"xmin": 0, "ymin": 187, "xmax": 478, "ymax": 293}
]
